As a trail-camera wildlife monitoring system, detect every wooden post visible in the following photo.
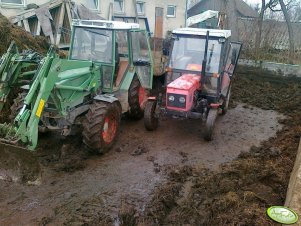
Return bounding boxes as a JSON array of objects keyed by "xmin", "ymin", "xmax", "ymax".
[
  {"xmin": 65, "ymin": 1, "xmax": 73, "ymax": 28},
  {"xmin": 23, "ymin": 19, "xmax": 31, "ymax": 33},
  {"xmin": 108, "ymin": 2, "xmax": 113, "ymax": 20},
  {"xmin": 132, "ymin": 0, "xmax": 139, "ymax": 23},
  {"xmin": 56, "ymin": 3, "xmax": 66, "ymax": 45},
  {"xmin": 36, "ymin": 21, "xmax": 41, "ymax": 35}
]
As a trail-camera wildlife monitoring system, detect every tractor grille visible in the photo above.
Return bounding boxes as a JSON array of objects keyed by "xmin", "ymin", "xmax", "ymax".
[{"xmin": 167, "ymin": 93, "xmax": 186, "ymax": 109}]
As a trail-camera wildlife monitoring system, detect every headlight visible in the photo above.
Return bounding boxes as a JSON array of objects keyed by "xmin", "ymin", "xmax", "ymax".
[
  {"xmin": 168, "ymin": 95, "xmax": 175, "ymax": 102},
  {"xmin": 179, "ymin": 97, "xmax": 186, "ymax": 103}
]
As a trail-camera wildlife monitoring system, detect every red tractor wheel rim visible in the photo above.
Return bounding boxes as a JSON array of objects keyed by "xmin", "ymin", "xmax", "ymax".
[
  {"xmin": 102, "ymin": 115, "xmax": 117, "ymax": 144},
  {"xmin": 138, "ymin": 86, "xmax": 146, "ymax": 107}
]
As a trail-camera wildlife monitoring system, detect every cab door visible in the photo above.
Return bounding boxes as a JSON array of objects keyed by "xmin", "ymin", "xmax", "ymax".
[
  {"xmin": 130, "ymin": 30, "xmax": 154, "ymax": 89},
  {"xmin": 221, "ymin": 42, "xmax": 242, "ymax": 96},
  {"xmin": 225, "ymin": 42, "xmax": 242, "ymax": 78}
]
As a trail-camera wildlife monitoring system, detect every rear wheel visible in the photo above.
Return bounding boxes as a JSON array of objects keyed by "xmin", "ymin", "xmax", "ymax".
[
  {"xmin": 82, "ymin": 101, "xmax": 121, "ymax": 153},
  {"xmin": 144, "ymin": 101, "xmax": 159, "ymax": 131},
  {"xmin": 128, "ymin": 76, "xmax": 147, "ymax": 120},
  {"xmin": 203, "ymin": 108, "xmax": 218, "ymax": 141}
]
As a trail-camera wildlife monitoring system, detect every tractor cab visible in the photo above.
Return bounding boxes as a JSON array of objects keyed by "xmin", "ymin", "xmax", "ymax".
[
  {"xmin": 167, "ymin": 28, "xmax": 240, "ymax": 101},
  {"xmin": 69, "ymin": 20, "xmax": 153, "ymax": 92},
  {"xmin": 144, "ymin": 27, "xmax": 242, "ymax": 141}
]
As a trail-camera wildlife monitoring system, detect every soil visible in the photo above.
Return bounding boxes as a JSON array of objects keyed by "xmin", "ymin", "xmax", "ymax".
[
  {"xmin": 0, "ymin": 14, "xmax": 49, "ymax": 56},
  {"xmin": 0, "ymin": 14, "xmax": 300, "ymax": 225},
  {"xmin": 1, "ymin": 66, "xmax": 299, "ymax": 225}
]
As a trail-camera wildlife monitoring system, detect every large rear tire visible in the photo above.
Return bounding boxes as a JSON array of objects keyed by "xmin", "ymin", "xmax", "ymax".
[
  {"xmin": 128, "ymin": 76, "xmax": 147, "ymax": 120},
  {"xmin": 144, "ymin": 101, "xmax": 159, "ymax": 131},
  {"xmin": 203, "ymin": 108, "xmax": 218, "ymax": 141},
  {"xmin": 82, "ymin": 101, "xmax": 121, "ymax": 154}
]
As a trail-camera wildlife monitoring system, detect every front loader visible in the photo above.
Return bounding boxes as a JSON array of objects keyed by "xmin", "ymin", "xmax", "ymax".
[
  {"xmin": 0, "ymin": 20, "xmax": 154, "ymax": 182},
  {"xmin": 0, "ymin": 41, "xmax": 42, "ymax": 113}
]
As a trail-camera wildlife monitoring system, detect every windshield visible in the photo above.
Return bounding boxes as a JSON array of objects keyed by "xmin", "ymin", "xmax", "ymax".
[
  {"xmin": 169, "ymin": 36, "xmax": 222, "ymax": 74},
  {"xmin": 70, "ymin": 27, "xmax": 113, "ymax": 63}
]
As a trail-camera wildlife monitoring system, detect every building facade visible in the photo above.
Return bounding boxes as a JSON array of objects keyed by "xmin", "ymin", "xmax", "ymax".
[{"xmin": 0, "ymin": 0, "xmax": 186, "ymax": 38}]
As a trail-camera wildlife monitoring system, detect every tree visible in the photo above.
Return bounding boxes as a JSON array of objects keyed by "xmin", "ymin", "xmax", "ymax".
[
  {"xmin": 255, "ymin": 0, "xmax": 265, "ymax": 57},
  {"xmin": 254, "ymin": 0, "xmax": 296, "ymax": 61},
  {"xmin": 254, "ymin": 0, "xmax": 278, "ymax": 57},
  {"xmin": 279, "ymin": 0, "xmax": 295, "ymax": 60}
]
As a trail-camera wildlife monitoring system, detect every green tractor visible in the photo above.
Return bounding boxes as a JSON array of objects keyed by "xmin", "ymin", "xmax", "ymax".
[{"xmin": 0, "ymin": 19, "xmax": 154, "ymax": 153}]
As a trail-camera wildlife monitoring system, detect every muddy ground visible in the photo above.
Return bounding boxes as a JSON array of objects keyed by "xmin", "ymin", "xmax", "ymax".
[{"xmin": 0, "ymin": 67, "xmax": 300, "ymax": 226}]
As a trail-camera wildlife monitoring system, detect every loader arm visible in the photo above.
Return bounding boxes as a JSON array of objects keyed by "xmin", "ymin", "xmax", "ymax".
[
  {"xmin": 0, "ymin": 46, "xmax": 101, "ymax": 151},
  {"xmin": 0, "ymin": 41, "xmax": 41, "ymax": 112},
  {"xmin": 0, "ymin": 46, "xmax": 58, "ymax": 150}
]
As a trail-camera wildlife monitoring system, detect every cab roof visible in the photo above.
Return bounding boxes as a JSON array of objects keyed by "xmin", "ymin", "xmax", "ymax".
[
  {"xmin": 172, "ymin": 28, "xmax": 231, "ymax": 38},
  {"xmin": 72, "ymin": 19, "xmax": 140, "ymax": 30}
]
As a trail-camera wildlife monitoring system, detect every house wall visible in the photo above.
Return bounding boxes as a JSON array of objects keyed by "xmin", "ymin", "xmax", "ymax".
[
  {"xmin": 0, "ymin": 0, "xmax": 186, "ymax": 38},
  {"xmin": 140, "ymin": 0, "xmax": 186, "ymax": 36},
  {"xmin": 0, "ymin": 0, "xmax": 49, "ymax": 17}
]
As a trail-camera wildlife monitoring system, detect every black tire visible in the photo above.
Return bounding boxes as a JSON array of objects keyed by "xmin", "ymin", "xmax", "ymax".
[
  {"xmin": 128, "ymin": 76, "xmax": 147, "ymax": 120},
  {"xmin": 221, "ymin": 88, "xmax": 231, "ymax": 115},
  {"xmin": 203, "ymin": 108, "xmax": 218, "ymax": 141},
  {"xmin": 82, "ymin": 101, "xmax": 121, "ymax": 153},
  {"xmin": 9, "ymin": 92, "xmax": 27, "ymax": 121},
  {"xmin": 144, "ymin": 101, "xmax": 159, "ymax": 131}
]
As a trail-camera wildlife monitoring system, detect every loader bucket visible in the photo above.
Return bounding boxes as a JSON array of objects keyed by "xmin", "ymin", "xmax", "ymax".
[{"xmin": 0, "ymin": 142, "xmax": 41, "ymax": 184}]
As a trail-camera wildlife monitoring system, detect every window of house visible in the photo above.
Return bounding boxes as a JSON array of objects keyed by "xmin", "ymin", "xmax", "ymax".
[
  {"xmin": 1, "ymin": 0, "xmax": 24, "ymax": 6},
  {"xmin": 114, "ymin": 0, "xmax": 124, "ymax": 13},
  {"xmin": 85, "ymin": 0, "xmax": 99, "ymax": 10},
  {"xmin": 136, "ymin": 1, "xmax": 144, "ymax": 15},
  {"xmin": 167, "ymin": 5, "xmax": 176, "ymax": 17}
]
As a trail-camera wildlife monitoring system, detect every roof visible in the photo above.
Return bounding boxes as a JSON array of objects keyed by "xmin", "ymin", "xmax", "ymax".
[
  {"xmin": 172, "ymin": 27, "xmax": 231, "ymax": 38},
  {"xmin": 187, "ymin": 10, "xmax": 219, "ymax": 27},
  {"xmin": 188, "ymin": 0, "xmax": 258, "ymax": 18},
  {"xmin": 72, "ymin": 19, "xmax": 140, "ymax": 30},
  {"xmin": 234, "ymin": 0, "xmax": 258, "ymax": 18}
]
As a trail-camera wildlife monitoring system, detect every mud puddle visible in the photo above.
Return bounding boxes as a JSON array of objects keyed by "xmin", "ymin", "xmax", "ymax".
[{"xmin": 0, "ymin": 101, "xmax": 284, "ymax": 225}]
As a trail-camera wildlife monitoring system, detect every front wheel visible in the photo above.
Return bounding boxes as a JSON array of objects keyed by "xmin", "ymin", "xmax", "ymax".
[
  {"xmin": 144, "ymin": 101, "xmax": 159, "ymax": 131},
  {"xmin": 203, "ymin": 108, "xmax": 218, "ymax": 141},
  {"xmin": 221, "ymin": 87, "xmax": 231, "ymax": 115},
  {"xmin": 82, "ymin": 101, "xmax": 121, "ymax": 153},
  {"xmin": 128, "ymin": 76, "xmax": 148, "ymax": 120}
]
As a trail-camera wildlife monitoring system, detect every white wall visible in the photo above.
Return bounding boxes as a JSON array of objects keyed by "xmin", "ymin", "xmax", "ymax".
[{"xmin": 113, "ymin": 0, "xmax": 186, "ymax": 37}]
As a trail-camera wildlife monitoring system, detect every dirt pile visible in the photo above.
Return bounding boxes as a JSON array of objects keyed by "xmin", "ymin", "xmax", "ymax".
[
  {"xmin": 138, "ymin": 66, "xmax": 301, "ymax": 225},
  {"xmin": 0, "ymin": 14, "xmax": 49, "ymax": 122},
  {"xmin": 0, "ymin": 14, "xmax": 49, "ymax": 55}
]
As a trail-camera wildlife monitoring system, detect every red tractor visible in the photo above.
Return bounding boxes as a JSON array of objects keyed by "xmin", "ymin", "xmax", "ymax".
[{"xmin": 144, "ymin": 28, "xmax": 242, "ymax": 140}]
